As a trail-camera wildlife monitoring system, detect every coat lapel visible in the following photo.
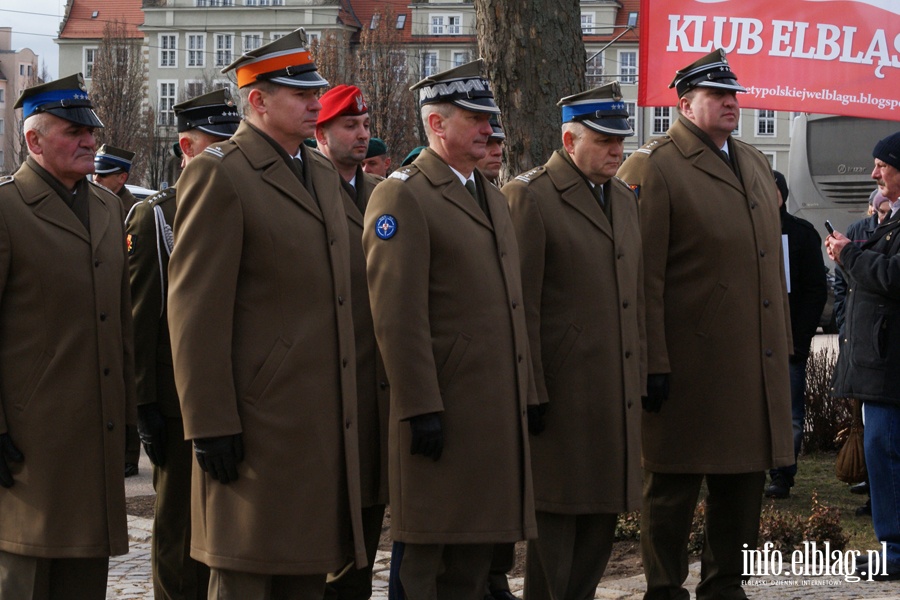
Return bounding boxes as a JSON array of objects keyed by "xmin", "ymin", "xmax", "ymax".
[
  {"xmin": 416, "ymin": 149, "xmax": 493, "ymax": 231},
  {"xmin": 669, "ymin": 119, "xmax": 743, "ymax": 194},
  {"xmin": 16, "ymin": 163, "xmax": 90, "ymax": 243},
  {"xmin": 546, "ymin": 151, "xmax": 612, "ymax": 239},
  {"xmin": 88, "ymin": 184, "xmax": 111, "ymax": 253},
  {"xmin": 233, "ymin": 123, "xmax": 323, "ymax": 222}
]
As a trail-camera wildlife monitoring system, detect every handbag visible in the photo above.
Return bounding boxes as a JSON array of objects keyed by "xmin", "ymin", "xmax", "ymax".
[{"xmin": 835, "ymin": 399, "xmax": 867, "ymax": 484}]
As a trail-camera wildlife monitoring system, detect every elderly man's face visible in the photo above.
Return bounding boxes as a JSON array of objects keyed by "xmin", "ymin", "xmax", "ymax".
[
  {"xmin": 873, "ymin": 159, "xmax": 900, "ymax": 201},
  {"xmin": 440, "ymin": 107, "xmax": 494, "ymax": 165},
  {"xmin": 28, "ymin": 116, "xmax": 97, "ymax": 187}
]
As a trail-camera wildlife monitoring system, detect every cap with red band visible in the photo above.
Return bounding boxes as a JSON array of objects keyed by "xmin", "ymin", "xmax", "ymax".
[
  {"xmin": 223, "ymin": 28, "xmax": 328, "ymax": 90},
  {"xmin": 318, "ymin": 85, "xmax": 368, "ymax": 126}
]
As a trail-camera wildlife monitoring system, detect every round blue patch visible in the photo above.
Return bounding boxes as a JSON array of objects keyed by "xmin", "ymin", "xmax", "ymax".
[{"xmin": 375, "ymin": 214, "xmax": 397, "ymax": 240}]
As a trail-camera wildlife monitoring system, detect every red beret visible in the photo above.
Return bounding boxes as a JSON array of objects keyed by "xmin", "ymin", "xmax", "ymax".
[{"xmin": 317, "ymin": 84, "xmax": 368, "ymax": 126}]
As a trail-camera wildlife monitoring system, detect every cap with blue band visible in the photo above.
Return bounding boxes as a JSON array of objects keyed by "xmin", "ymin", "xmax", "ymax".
[
  {"xmin": 14, "ymin": 73, "xmax": 104, "ymax": 128},
  {"xmin": 558, "ymin": 82, "xmax": 633, "ymax": 137}
]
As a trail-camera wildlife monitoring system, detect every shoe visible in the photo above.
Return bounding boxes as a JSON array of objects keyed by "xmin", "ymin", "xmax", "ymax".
[
  {"xmin": 124, "ymin": 463, "xmax": 139, "ymax": 478},
  {"xmin": 855, "ymin": 499, "xmax": 872, "ymax": 517},
  {"xmin": 850, "ymin": 481, "xmax": 870, "ymax": 495},
  {"xmin": 764, "ymin": 474, "xmax": 791, "ymax": 499}
]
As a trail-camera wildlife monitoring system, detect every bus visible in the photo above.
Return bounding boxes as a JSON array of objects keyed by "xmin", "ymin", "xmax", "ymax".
[{"xmin": 787, "ymin": 113, "xmax": 898, "ymax": 246}]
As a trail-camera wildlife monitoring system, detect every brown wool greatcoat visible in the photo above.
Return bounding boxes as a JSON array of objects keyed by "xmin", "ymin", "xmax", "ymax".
[
  {"xmin": 168, "ymin": 122, "xmax": 365, "ymax": 575},
  {"xmin": 617, "ymin": 118, "xmax": 793, "ymax": 473},
  {"xmin": 341, "ymin": 166, "xmax": 389, "ymax": 508},
  {"xmin": 362, "ymin": 148, "xmax": 537, "ymax": 545},
  {"xmin": 503, "ymin": 150, "xmax": 646, "ymax": 514},
  {"xmin": 0, "ymin": 162, "xmax": 136, "ymax": 558}
]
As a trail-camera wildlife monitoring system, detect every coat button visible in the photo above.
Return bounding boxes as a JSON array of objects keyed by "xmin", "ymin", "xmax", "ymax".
[
  {"xmin": 512, "ymin": 301, "xmax": 518, "ymax": 309},
  {"xmin": 338, "ymin": 295, "xmax": 344, "ymax": 305},
  {"xmin": 765, "ymin": 349, "xmax": 773, "ymax": 357},
  {"xmin": 345, "ymin": 418, "xmax": 352, "ymax": 429},
  {"xmin": 622, "ymin": 300, "xmax": 629, "ymax": 308},
  {"xmin": 617, "ymin": 252, "xmax": 624, "ymax": 259},
  {"xmin": 100, "ymin": 312, "xmax": 107, "ymax": 321},
  {"xmin": 103, "ymin": 367, "xmax": 110, "ymax": 375},
  {"xmin": 107, "ymin": 421, "xmax": 114, "ymax": 430},
  {"xmin": 750, "ymin": 202, "xmax": 758, "ymax": 209},
  {"xmin": 763, "ymin": 300, "xmax": 770, "ymax": 307},
  {"xmin": 94, "ymin": 259, "xmax": 101, "ymax": 267},
  {"xmin": 379, "ymin": 380, "xmax": 389, "ymax": 390},
  {"xmin": 330, "ymin": 239, "xmax": 335, "ymax": 246},
  {"xmin": 518, "ymin": 354, "xmax": 523, "ymax": 363},
  {"xmin": 625, "ymin": 350, "xmax": 632, "ymax": 358},
  {"xmin": 627, "ymin": 401, "xmax": 633, "ymax": 408},
  {"xmin": 759, "ymin": 250, "xmax": 766, "ymax": 257},
  {"xmin": 342, "ymin": 358, "xmax": 348, "ymax": 367}
]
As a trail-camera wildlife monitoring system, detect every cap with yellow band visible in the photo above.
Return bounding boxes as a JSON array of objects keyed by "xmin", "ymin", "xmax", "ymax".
[{"xmin": 223, "ymin": 28, "xmax": 328, "ymax": 90}]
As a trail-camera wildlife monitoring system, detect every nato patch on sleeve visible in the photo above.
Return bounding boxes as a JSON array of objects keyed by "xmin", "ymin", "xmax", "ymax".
[{"xmin": 375, "ymin": 214, "xmax": 398, "ymax": 240}]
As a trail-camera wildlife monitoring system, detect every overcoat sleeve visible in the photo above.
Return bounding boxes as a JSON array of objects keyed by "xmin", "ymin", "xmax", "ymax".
[{"xmin": 126, "ymin": 201, "xmax": 162, "ymax": 407}]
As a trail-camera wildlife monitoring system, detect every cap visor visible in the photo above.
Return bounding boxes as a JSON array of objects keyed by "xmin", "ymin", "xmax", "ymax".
[
  {"xmin": 582, "ymin": 118, "xmax": 634, "ymax": 137},
  {"xmin": 267, "ymin": 71, "xmax": 329, "ymax": 89},
  {"xmin": 451, "ymin": 97, "xmax": 500, "ymax": 114},
  {"xmin": 195, "ymin": 122, "xmax": 240, "ymax": 138},
  {"xmin": 93, "ymin": 164, "xmax": 123, "ymax": 174},
  {"xmin": 45, "ymin": 106, "xmax": 104, "ymax": 128},
  {"xmin": 697, "ymin": 79, "xmax": 747, "ymax": 94}
]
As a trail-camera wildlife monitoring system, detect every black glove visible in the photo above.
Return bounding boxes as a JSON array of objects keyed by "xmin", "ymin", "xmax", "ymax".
[
  {"xmin": 409, "ymin": 413, "xmax": 443, "ymax": 461},
  {"xmin": 194, "ymin": 434, "xmax": 244, "ymax": 484},
  {"xmin": 137, "ymin": 403, "xmax": 167, "ymax": 467},
  {"xmin": 527, "ymin": 403, "xmax": 548, "ymax": 435},
  {"xmin": 642, "ymin": 373, "xmax": 670, "ymax": 413},
  {"xmin": 0, "ymin": 433, "xmax": 24, "ymax": 488}
]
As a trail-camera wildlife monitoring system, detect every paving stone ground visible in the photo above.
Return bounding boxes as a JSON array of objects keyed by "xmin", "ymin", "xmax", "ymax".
[{"xmin": 108, "ymin": 517, "xmax": 898, "ymax": 599}]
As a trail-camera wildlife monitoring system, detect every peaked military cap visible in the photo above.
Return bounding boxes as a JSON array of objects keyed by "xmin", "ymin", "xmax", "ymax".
[
  {"xmin": 174, "ymin": 88, "xmax": 241, "ymax": 137},
  {"xmin": 558, "ymin": 81, "xmax": 633, "ymax": 137},
  {"xmin": 223, "ymin": 28, "xmax": 327, "ymax": 89},
  {"xmin": 410, "ymin": 58, "xmax": 500, "ymax": 114},
  {"xmin": 401, "ymin": 146, "xmax": 426, "ymax": 167},
  {"xmin": 94, "ymin": 144, "xmax": 135, "ymax": 174},
  {"xmin": 488, "ymin": 114, "xmax": 506, "ymax": 141},
  {"xmin": 14, "ymin": 73, "xmax": 104, "ymax": 128},
  {"xmin": 669, "ymin": 48, "xmax": 747, "ymax": 98},
  {"xmin": 318, "ymin": 85, "xmax": 368, "ymax": 126},
  {"xmin": 367, "ymin": 137, "xmax": 388, "ymax": 159}
]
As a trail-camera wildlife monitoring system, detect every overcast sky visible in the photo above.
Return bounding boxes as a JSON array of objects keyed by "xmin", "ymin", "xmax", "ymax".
[{"xmin": 4, "ymin": 0, "xmax": 67, "ymax": 80}]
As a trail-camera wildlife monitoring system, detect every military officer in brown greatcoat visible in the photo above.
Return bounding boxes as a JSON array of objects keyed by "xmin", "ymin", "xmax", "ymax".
[
  {"xmin": 167, "ymin": 29, "xmax": 365, "ymax": 599},
  {"xmin": 126, "ymin": 88, "xmax": 240, "ymax": 600},
  {"xmin": 504, "ymin": 82, "xmax": 646, "ymax": 600},
  {"xmin": 363, "ymin": 59, "xmax": 537, "ymax": 600},
  {"xmin": 316, "ymin": 84, "xmax": 390, "ymax": 600},
  {"xmin": 0, "ymin": 73, "xmax": 136, "ymax": 598},
  {"xmin": 617, "ymin": 49, "xmax": 792, "ymax": 600},
  {"xmin": 94, "ymin": 144, "xmax": 139, "ymax": 215}
]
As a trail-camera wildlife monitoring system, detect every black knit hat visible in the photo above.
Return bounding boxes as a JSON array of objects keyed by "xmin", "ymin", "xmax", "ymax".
[{"xmin": 873, "ymin": 132, "xmax": 900, "ymax": 171}]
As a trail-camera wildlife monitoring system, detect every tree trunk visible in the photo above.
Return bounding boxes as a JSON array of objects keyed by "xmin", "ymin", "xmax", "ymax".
[{"xmin": 475, "ymin": 0, "xmax": 585, "ymax": 183}]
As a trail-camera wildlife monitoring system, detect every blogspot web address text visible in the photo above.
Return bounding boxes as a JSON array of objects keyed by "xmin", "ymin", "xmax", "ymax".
[{"xmin": 744, "ymin": 85, "xmax": 900, "ymax": 110}]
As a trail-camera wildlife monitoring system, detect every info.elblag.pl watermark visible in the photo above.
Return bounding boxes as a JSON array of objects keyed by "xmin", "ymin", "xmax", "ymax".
[{"xmin": 742, "ymin": 541, "xmax": 889, "ymax": 585}]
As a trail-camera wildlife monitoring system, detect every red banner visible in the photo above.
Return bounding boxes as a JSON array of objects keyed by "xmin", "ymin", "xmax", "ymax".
[{"xmin": 639, "ymin": 0, "xmax": 900, "ymax": 121}]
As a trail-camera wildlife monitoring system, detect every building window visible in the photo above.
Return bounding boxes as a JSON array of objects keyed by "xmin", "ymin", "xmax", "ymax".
[
  {"xmin": 370, "ymin": 14, "xmax": 380, "ymax": 29},
  {"xmin": 422, "ymin": 52, "xmax": 438, "ymax": 77},
  {"xmin": 159, "ymin": 34, "xmax": 177, "ymax": 68},
  {"xmin": 158, "ymin": 82, "xmax": 177, "ymax": 127},
  {"xmin": 187, "ymin": 34, "xmax": 205, "ymax": 67},
  {"xmin": 197, "ymin": 0, "xmax": 234, "ymax": 5},
  {"xmin": 619, "ymin": 51, "xmax": 637, "ymax": 84},
  {"xmin": 396, "ymin": 14, "xmax": 406, "ymax": 29},
  {"xmin": 431, "ymin": 14, "xmax": 462, "ymax": 35},
  {"xmin": 185, "ymin": 81, "xmax": 205, "ymax": 99},
  {"xmin": 84, "ymin": 47, "xmax": 97, "ymax": 79},
  {"xmin": 625, "ymin": 101, "xmax": 636, "ymax": 135},
  {"xmin": 19, "ymin": 65, "xmax": 24, "ymax": 76},
  {"xmin": 306, "ymin": 31, "xmax": 320, "ymax": 45},
  {"xmin": 581, "ymin": 12, "xmax": 595, "ymax": 34},
  {"xmin": 0, "ymin": 89, "xmax": 5, "ymax": 103},
  {"xmin": 732, "ymin": 114, "xmax": 742, "ymax": 137},
  {"xmin": 627, "ymin": 12, "xmax": 638, "ymax": 28},
  {"xmin": 652, "ymin": 107, "xmax": 672, "ymax": 135},
  {"xmin": 243, "ymin": 33, "xmax": 262, "ymax": 52},
  {"xmin": 0, "ymin": 119, "xmax": 4, "ymax": 135},
  {"xmin": 270, "ymin": 32, "xmax": 288, "ymax": 42},
  {"xmin": 27, "ymin": 65, "xmax": 33, "ymax": 77},
  {"xmin": 390, "ymin": 50, "xmax": 407, "ymax": 77},
  {"xmin": 246, "ymin": 0, "xmax": 282, "ymax": 4},
  {"xmin": 586, "ymin": 53, "xmax": 604, "ymax": 86},
  {"xmin": 215, "ymin": 34, "xmax": 234, "ymax": 67},
  {"xmin": 764, "ymin": 152, "xmax": 776, "ymax": 168},
  {"xmin": 452, "ymin": 51, "xmax": 469, "ymax": 68},
  {"xmin": 756, "ymin": 110, "xmax": 776, "ymax": 136}
]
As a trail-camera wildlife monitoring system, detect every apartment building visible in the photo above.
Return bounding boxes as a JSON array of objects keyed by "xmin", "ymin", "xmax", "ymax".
[{"xmin": 0, "ymin": 28, "xmax": 39, "ymax": 175}]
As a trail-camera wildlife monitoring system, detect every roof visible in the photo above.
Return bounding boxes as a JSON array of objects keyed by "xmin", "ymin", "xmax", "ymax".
[{"xmin": 58, "ymin": 0, "xmax": 144, "ymax": 40}]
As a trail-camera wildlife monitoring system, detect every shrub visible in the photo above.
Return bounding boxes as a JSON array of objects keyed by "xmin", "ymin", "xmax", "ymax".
[
  {"xmin": 804, "ymin": 347, "xmax": 853, "ymax": 452},
  {"xmin": 615, "ymin": 510, "xmax": 641, "ymax": 541},
  {"xmin": 804, "ymin": 491, "xmax": 849, "ymax": 551}
]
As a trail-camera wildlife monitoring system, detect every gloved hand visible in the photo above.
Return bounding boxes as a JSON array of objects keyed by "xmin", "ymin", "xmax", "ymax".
[
  {"xmin": 137, "ymin": 403, "xmax": 167, "ymax": 467},
  {"xmin": 642, "ymin": 373, "xmax": 670, "ymax": 413},
  {"xmin": 0, "ymin": 433, "xmax": 24, "ymax": 488},
  {"xmin": 194, "ymin": 434, "xmax": 243, "ymax": 484},
  {"xmin": 409, "ymin": 412, "xmax": 443, "ymax": 461},
  {"xmin": 527, "ymin": 403, "xmax": 548, "ymax": 435}
]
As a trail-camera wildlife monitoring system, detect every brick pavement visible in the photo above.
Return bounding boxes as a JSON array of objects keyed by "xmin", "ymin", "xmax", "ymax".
[{"xmin": 107, "ymin": 516, "xmax": 898, "ymax": 599}]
